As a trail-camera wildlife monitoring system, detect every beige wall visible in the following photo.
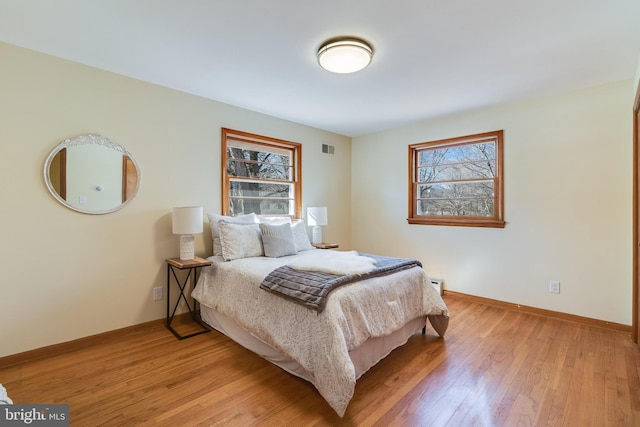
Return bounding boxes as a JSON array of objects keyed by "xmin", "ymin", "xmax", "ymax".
[
  {"xmin": 352, "ymin": 80, "xmax": 634, "ymax": 325},
  {"xmin": 0, "ymin": 42, "xmax": 351, "ymax": 357}
]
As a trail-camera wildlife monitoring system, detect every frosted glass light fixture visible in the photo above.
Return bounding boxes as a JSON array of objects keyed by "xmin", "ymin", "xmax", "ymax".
[
  {"xmin": 172, "ymin": 206, "xmax": 203, "ymax": 260},
  {"xmin": 317, "ymin": 37, "xmax": 373, "ymax": 74},
  {"xmin": 307, "ymin": 207, "xmax": 328, "ymax": 244}
]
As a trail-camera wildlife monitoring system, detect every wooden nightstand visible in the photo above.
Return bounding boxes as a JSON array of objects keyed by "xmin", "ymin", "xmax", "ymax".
[
  {"xmin": 312, "ymin": 243, "xmax": 339, "ymax": 249},
  {"xmin": 165, "ymin": 256, "xmax": 212, "ymax": 340}
]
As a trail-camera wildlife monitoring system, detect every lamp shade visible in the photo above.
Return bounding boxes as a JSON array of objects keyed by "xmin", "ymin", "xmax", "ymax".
[
  {"xmin": 172, "ymin": 206, "xmax": 203, "ymax": 235},
  {"xmin": 307, "ymin": 207, "xmax": 328, "ymax": 226}
]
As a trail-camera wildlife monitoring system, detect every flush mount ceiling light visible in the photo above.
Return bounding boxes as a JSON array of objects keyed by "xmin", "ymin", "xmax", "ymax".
[{"xmin": 317, "ymin": 37, "xmax": 373, "ymax": 74}]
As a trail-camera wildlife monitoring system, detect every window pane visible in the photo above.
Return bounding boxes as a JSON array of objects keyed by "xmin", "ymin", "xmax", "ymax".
[
  {"xmin": 229, "ymin": 181, "xmax": 293, "ymax": 215},
  {"xmin": 230, "ymin": 198, "xmax": 292, "ymax": 216},
  {"xmin": 227, "ymin": 145, "xmax": 292, "ymax": 181},
  {"xmin": 418, "ymin": 142, "xmax": 495, "ymax": 165},
  {"xmin": 418, "ymin": 142, "xmax": 496, "ymax": 182},
  {"xmin": 419, "ymin": 159, "xmax": 495, "ymax": 182},
  {"xmin": 418, "ymin": 180, "xmax": 495, "ymax": 217},
  {"xmin": 227, "ymin": 159, "xmax": 292, "ymax": 180},
  {"xmin": 227, "ymin": 139, "xmax": 292, "ymax": 158},
  {"xmin": 230, "ymin": 181, "xmax": 292, "ymax": 198},
  {"xmin": 418, "ymin": 181, "xmax": 494, "ymax": 200},
  {"xmin": 417, "ymin": 181, "xmax": 494, "ymax": 216},
  {"xmin": 227, "ymin": 146, "xmax": 291, "ymax": 165},
  {"xmin": 418, "ymin": 197, "xmax": 494, "ymax": 217}
]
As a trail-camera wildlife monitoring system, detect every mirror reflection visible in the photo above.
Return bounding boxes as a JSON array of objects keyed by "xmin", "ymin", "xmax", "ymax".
[{"xmin": 44, "ymin": 134, "xmax": 140, "ymax": 214}]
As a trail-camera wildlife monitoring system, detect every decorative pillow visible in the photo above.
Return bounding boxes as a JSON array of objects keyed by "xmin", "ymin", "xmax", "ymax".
[
  {"xmin": 257, "ymin": 215, "xmax": 292, "ymax": 225},
  {"xmin": 218, "ymin": 221, "xmax": 264, "ymax": 261},
  {"xmin": 291, "ymin": 220, "xmax": 314, "ymax": 251},
  {"xmin": 207, "ymin": 212, "xmax": 257, "ymax": 256},
  {"xmin": 259, "ymin": 223, "xmax": 297, "ymax": 258}
]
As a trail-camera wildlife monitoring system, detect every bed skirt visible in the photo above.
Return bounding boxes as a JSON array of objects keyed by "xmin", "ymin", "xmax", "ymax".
[{"xmin": 199, "ymin": 303, "xmax": 426, "ymax": 383}]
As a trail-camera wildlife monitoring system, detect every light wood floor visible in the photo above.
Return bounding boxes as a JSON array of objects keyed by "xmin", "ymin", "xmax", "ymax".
[{"xmin": 2, "ymin": 295, "xmax": 640, "ymax": 426}]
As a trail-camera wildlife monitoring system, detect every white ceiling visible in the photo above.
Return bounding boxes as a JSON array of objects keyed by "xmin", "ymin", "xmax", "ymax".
[{"xmin": 1, "ymin": 0, "xmax": 639, "ymax": 137}]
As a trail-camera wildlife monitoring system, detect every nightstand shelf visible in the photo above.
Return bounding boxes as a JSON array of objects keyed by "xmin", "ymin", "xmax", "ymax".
[{"xmin": 166, "ymin": 256, "xmax": 212, "ymax": 340}]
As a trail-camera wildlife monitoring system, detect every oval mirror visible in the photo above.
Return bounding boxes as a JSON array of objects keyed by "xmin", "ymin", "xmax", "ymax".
[{"xmin": 44, "ymin": 134, "xmax": 141, "ymax": 214}]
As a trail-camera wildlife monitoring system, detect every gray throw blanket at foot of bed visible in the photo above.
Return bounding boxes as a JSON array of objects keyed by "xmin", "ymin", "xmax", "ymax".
[{"xmin": 259, "ymin": 252, "xmax": 423, "ymax": 312}]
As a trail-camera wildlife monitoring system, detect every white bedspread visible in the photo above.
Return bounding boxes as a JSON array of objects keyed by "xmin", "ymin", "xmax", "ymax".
[{"xmin": 191, "ymin": 250, "xmax": 449, "ymax": 416}]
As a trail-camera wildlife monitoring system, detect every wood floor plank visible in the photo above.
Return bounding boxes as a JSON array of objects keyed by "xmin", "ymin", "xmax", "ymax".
[{"xmin": 2, "ymin": 295, "xmax": 640, "ymax": 426}]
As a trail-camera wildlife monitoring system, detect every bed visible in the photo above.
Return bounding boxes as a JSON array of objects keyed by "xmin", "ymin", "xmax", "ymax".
[{"xmin": 191, "ymin": 215, "xmax": 449, "ymax": 416}]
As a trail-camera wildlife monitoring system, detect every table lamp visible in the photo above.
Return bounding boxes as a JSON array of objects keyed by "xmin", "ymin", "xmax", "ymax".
[
  {"xmin": 307, "ymin": 207, "xmax": 328, "ymax": 244},
  {"xmin": 172, "ymin": 206, "xmax": 203, "ymax": 260}
]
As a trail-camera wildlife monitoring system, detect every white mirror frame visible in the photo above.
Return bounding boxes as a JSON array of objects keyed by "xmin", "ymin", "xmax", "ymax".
[{"xmin": 44, "ymin": 134, "xmax": 141, "ymax": 214}]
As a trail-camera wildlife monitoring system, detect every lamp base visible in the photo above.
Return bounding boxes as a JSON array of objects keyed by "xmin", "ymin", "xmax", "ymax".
[
  {"xmin": 312, "ymin": 226, "xmax": 322, "ymax": 244},
  {"xmin": 179, "ymin": 234, "xmax": 195, "ymax": 260}
]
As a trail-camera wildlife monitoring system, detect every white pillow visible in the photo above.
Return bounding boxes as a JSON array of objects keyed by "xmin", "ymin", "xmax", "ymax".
[
  {"xmin": 257, "ymin": 215, "xmax": 292, "ymax": 225},
  {"xmin": 260, "ymin": 223, "xmax": 297, "ymax": 258},
  {"xmin": 291, "ymin": 220, "xmax": 314, "ymax": 251},
  {"xmin": 218, "ymin": 221, "xmax": 264, "ymax": 261},
  {"xmin": 207, "ymin": 212, "xmax": 257, "ymax": 256}
]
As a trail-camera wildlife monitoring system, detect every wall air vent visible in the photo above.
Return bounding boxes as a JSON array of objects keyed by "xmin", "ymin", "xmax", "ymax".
[{"xmin": 322, "ymin": 144, "xmax": 335, "ymax": 155}]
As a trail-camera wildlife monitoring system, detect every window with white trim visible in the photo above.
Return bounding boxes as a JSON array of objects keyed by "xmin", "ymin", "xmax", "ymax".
[
  {"xmin": 222, "ymin": 128, "xmax": 302, "ymax": 218},
  {"xmin": 408, "ymin": 130, "xmax": 505, "ymax": 228}
]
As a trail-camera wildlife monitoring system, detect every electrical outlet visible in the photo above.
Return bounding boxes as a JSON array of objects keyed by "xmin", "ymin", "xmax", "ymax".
[
  {"xmin": 549, "ymin": 280, "xmax": 560, "ymax": 294},
  {"xmin": 153, "ymin": 287, "xmax": 163, "ymax": 300}
]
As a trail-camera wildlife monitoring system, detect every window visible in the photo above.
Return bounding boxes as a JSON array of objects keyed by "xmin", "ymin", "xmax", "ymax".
[
  {"xmin": 408, "ymin": 130, "xmax": 505, "ymax": 228},
  {"xmin": 222, "ymin": 128, "xmax": 302, "ymax": 218}
]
